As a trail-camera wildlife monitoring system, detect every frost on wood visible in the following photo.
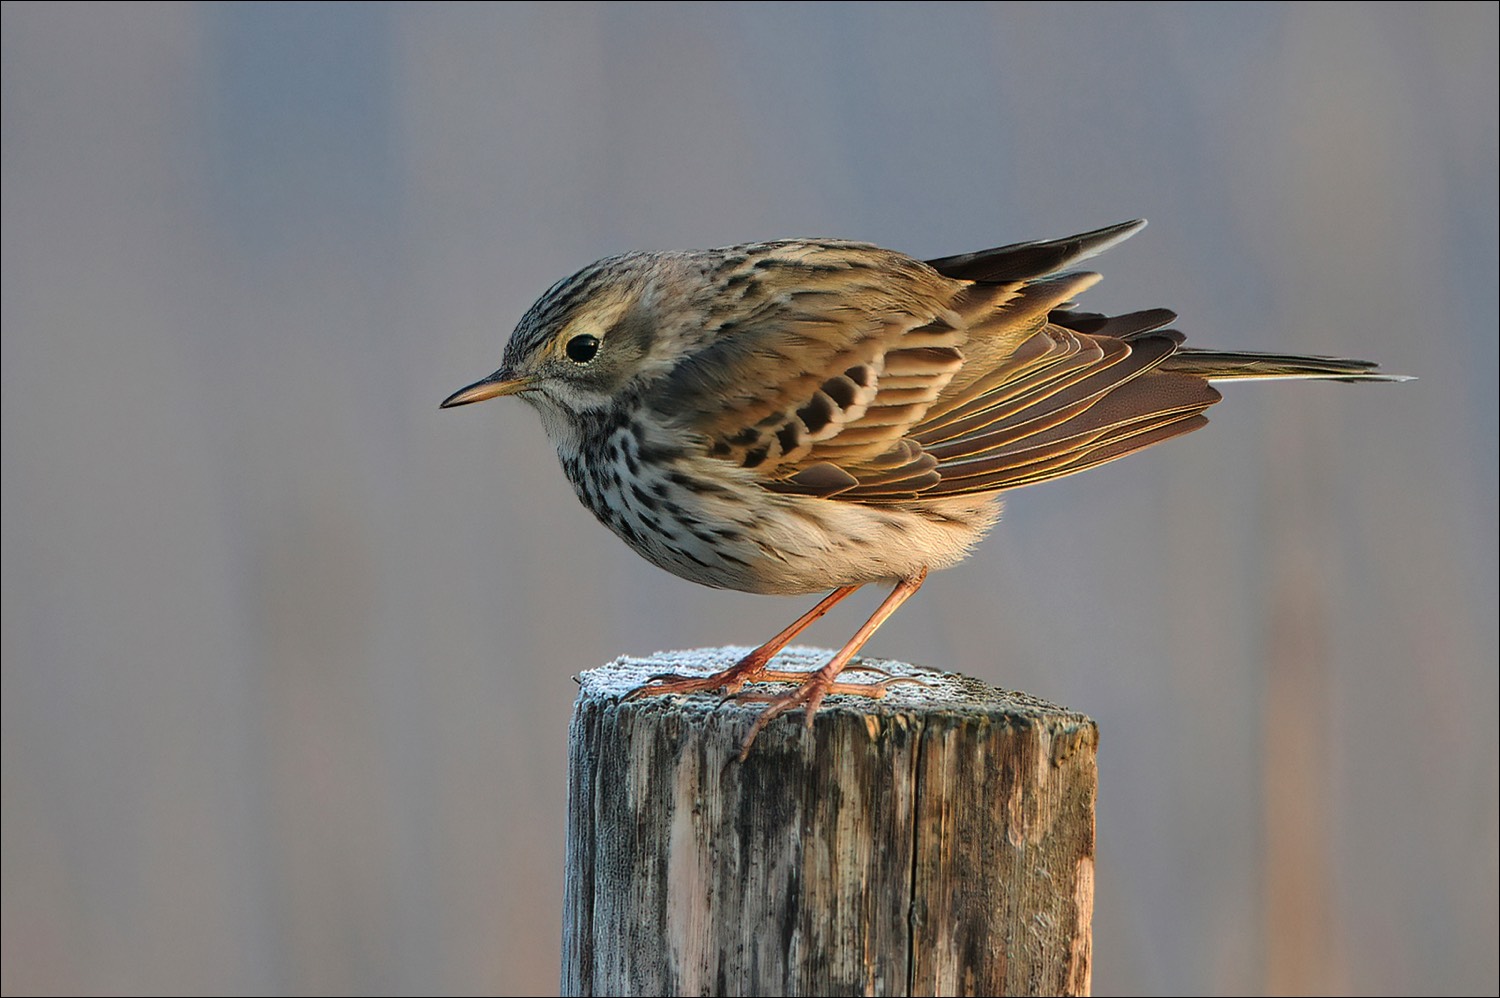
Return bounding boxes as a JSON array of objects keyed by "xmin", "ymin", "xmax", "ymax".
[{"xmin": 561, "ymin": 648, "xmax": 1098, "ymax": 997}]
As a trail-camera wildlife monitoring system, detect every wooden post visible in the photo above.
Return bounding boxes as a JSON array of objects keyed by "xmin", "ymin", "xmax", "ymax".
[{"xmin": 561, "ymin": 648, "xmax": 1098, "ymax": 997}]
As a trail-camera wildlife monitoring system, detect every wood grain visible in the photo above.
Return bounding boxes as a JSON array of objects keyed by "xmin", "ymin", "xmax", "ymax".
[{"xmin": 561, "ymin": 648, "xmax": 1098, "ymax": 997}]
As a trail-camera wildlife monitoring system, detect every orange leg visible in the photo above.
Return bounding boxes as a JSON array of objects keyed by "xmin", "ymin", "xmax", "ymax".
[
  {"xmin": 624, "ymin": 584, "xmax": 862, "ymax": 700},
  {"xmin": 734, "ymin": 568, "xmax": 929, "ymax": 760}
]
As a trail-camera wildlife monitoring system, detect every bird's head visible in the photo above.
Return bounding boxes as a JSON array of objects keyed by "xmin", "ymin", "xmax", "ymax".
[{"xmin": 440, "ymin": 250, "xmax": 714, "ymax": 442}]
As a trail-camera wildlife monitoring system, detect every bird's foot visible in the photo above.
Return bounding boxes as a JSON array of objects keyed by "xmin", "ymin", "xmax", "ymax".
[
  {"xmin": 622, "ymin": 644, "xmax": 788, "ymax": 701},
  {"xmin": 730, "ymin": 669, "xmax": 929, "ymax": 761},
  {"xmin": 624, "ymin": 585, "xmax": 865, "ymax": 702}
]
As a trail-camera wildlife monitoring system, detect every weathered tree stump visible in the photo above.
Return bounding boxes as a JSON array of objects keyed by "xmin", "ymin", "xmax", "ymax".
[{"xmin": 561, "ymin": 647, "xmax": 1098, "ymax": 997}]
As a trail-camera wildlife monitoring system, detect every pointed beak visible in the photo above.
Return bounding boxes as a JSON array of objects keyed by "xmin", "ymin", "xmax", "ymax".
[{"xmin": 440, "ymin": 370, "xmax": 532, "ymax": 409}]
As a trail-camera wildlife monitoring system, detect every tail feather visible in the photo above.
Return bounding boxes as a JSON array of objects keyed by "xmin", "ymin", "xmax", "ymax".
[
  {"xmin": 925, "ymin": 219, "xmax": 1147, "ymax": 284},
  {"xmin": 1160, "ymin": 349, "xmax": 1411, "ymax": 383}
]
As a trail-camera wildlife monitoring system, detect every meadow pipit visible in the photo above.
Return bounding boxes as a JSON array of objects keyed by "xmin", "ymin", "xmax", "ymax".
[{"xmin": 442, "ymin": 220, "xmax": 1404, "ymax": 755}]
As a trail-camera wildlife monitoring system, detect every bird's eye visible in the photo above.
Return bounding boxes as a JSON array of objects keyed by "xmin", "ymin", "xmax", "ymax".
[{"xmin": 566, "ymin": 334, "xmax": 600, "ymax": 364}]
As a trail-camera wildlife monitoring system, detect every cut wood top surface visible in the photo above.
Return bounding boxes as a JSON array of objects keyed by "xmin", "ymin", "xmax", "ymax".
[{"xmin": 577, "ymin": 646, "xmax": 1092, "ymax": 726}]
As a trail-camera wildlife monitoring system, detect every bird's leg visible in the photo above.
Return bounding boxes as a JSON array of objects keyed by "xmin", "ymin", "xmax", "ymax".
[
  {"xmin": 624, "ymin": 585, "xmax": 862, "ymax": 700},
  {"xmin": 735, "ymin": 568, "xmax": 929, "ymax": 759}
]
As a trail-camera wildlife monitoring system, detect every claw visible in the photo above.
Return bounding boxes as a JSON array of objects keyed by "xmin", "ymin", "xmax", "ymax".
[
  {"xmin": 622, "ymin": 672, "xmax": 727, "ymax": 701},
  {"xmin": 835, "ymin": 661, "xmax": 937, "ymax": 685},
  {"xmin": 840, "ymin": 660, "xmax": 893, "ymax": 675}
]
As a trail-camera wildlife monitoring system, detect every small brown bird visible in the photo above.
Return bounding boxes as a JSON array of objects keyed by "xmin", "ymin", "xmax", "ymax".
[{"xmin": 442, "ymin": 220, "xmax": 1403, "ymax": 754}]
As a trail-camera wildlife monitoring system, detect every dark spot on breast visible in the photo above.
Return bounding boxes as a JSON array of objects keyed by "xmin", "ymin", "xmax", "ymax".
[
  {"xmin": 742, "ymin": 445, "xmax": 770, "ymax": 468},
  {"xmin": 695, "ymin": 537, "xmax": 748, "ymax": 567},
  {"xmin": 775, "ymin": 424, "xmax": 801, "ymax": 454},
  {"xmin": 663, "ymin": 501, "xmax": 700, "ymax": 529},
  {"xmin": 587, "ymin": 406, "xmax": 628, "ymax": 438},
  {"xmin": 669, "ymin": 470, "xmax": 734, "ymax": 497},
  {"xmin": 636, "ymin": 440, "xmax": 679, "ymax": 463},
  {"xmin": 728, "ymin": 427, "xmax": 761, "ymax": 447}
]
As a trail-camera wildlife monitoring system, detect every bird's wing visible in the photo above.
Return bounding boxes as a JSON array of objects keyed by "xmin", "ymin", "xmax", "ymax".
[
  {"xmin": 652, "ymin": 240, "xmax": 976, "ymax": 485},
  {"xmin": 658, "ymin": 227, "xmax": 1223, "ymax": 501},
  {"xmin": 879, "ymin": 319, "xmax": 1222, "ymax": 499},
  {"xmin": 769, "ymin": 316, "xmax": 1222, "ymax": 503}
]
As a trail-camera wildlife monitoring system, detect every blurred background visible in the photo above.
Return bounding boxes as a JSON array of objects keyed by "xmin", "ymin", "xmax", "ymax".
[{"xmin": 3, "ymin": 3, "xmax": 1495, "ymax": 995}]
